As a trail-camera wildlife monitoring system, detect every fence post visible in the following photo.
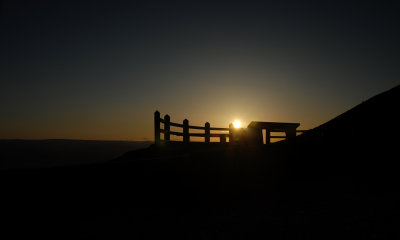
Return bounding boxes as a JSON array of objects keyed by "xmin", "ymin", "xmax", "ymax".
[
  {"xmin": 164, "ymin": 114, "xmax": 170, "ymax": 142},
  {"xmin": 265, "ymin": 130, "xmax": 271, "ymax": 144},
  {"xmin": 229, "ymin": 123, "xmax": 234, "ymax": 143},
  {"xmin": 154, "ymin": 111, "xmax": 161, "ymax": 145},
  {"xmin": 285, "ymin": 128, "xmax": 296, "ymax": 140},
  {"xmin": 183, "ymin": 119, "xmax": 189, "ymax": 143},
  {"xmin": 205, "ymin": 122, "xmax": 210, "ymax": 143}
]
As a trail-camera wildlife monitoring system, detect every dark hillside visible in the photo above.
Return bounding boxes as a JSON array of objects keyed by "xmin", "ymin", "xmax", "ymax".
[
  {"xmin": 298, "ymin": 84, "xmax": 400, "ymax": 146},
  {"xmin": 289, "ymin": 84, "xmax": 400, "ymax": 182},
  {"xmin": 2, "ymin": 85, "xmax": 399, "ymax": 239}
]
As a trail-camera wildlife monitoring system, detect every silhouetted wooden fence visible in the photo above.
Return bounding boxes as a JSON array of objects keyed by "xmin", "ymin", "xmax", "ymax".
[{"xmin": 154, "ymin": 111, "xmax": 231, "ymax": 144}]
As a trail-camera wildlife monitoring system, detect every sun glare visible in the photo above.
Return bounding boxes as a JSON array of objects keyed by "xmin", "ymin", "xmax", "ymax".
[{"xmin": 233, "ymin": 120, "xmax": 242, "ymax": 128}]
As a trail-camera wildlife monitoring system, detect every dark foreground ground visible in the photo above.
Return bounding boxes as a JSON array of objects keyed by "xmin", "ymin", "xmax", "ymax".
[
  {"xmin": 2, "ymin": 86, "xmax": 399, "ymax": 239},
  {"xmin": 2, "ymin": 138, "xmax": 399, "ymax": 240}
]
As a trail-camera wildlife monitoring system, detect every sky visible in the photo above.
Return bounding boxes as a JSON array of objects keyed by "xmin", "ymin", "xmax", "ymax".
[{"xmin": 1, "ymin": 0, "xmax": 399, "ymax": 141}]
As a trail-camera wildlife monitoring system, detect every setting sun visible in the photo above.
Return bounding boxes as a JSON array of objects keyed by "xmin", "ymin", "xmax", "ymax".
[{"xmin": 233, "ymin": 120, "xmax": 242, "ymax": 128}]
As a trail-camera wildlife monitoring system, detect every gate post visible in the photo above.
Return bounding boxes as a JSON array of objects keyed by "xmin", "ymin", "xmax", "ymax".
[
  {"xmin": 265, "ymin": 130, "xmax": 271, "ymax": 144},
  {"xmin": 205, "ymin": 122, "xmax": 210, "ymax": 143},
  {"xmin": 183, "ymin": 119, "xmax": 189, "ymax": 143},
  {"xmin": 229, "ymin": 123, "xmax": 234, "ymax": 143},
  {"xmin": 285, "ymin": 128, "xmax": 296, "ymax": 140},
  {"xmin": 164, "ymin": 114, "xmax": 170, "ymax": 142}
]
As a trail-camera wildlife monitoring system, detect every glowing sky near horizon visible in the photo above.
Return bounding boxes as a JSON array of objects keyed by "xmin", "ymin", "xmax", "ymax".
[{"xmin": 1, "ymin": 1, "xmax": 399, "ymax": 140}]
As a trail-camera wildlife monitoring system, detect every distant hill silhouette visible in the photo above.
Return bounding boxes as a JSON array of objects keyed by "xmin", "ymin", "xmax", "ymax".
[
  {"xmin": 2, "ymin": 85, "xmax": 399, "ymax": 239},
  {"xmin": 0, "ymin": 139, "xmax": 152, "ymax": 169}
]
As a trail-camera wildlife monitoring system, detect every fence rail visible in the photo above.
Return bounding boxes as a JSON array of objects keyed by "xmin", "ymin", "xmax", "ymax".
[
  {"xmin": 155, "ymin": 111, "xmax": 231, "ymax": 144},
  {"xmin": 154, "ymin": 111, "xmax": 306, "ymax": 144}
]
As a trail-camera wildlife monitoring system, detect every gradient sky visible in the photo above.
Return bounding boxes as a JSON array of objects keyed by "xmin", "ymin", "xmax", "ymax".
[{"xmin": 1, "ymin": 0, "xmax": 399, "ymax": 141}]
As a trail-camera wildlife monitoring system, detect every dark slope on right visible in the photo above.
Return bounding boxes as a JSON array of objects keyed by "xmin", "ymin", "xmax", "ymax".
[
  {"xmin": 297, "ymin": 84, "xmax": 400, "ymax": 146},
  {"xmin": 285, "ymin": 84, "xmax": 400, "ymax": 190},
  {"xmin": 278, "ymin": 84, "xmax": 400, "ymax": 239}
]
